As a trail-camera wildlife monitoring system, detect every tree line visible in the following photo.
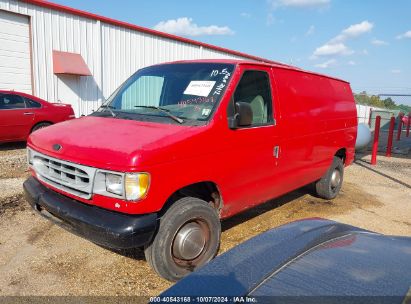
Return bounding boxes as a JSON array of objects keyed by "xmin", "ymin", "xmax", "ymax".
[{"xmin": 354, "ymin": 92, "xmax": 411, "ymax": 114}]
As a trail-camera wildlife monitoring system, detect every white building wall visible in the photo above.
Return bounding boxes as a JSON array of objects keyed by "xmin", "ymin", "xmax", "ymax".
[
  {"xmin": 356, "ymin": 104, "xmax": 385, "ymax": 124},
  {"xmin": 100, "ymin": 24, "xmax": 204, "ymax": 98},
  {"xmin": 0, "ymin": 0, "xmax": 249, "ymax": 116}
]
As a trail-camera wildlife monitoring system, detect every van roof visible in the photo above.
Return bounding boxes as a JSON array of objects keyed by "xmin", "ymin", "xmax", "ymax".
[{"xmin": 164, "ymin": 59, "xmax": 350, "ymax": 84}]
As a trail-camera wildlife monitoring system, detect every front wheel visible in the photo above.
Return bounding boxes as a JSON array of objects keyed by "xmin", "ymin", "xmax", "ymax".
[
  {"xmin": 315, "ymin": 156, "xmax": 344, "ymax": 200},
  {"xmin": 144, "ymin": 197, "xmax": 221, "ymax": 281}
]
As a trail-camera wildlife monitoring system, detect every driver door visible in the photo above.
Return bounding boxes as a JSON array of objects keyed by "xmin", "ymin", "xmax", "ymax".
[{"xmin": 221, "ymin": 66, "xmax": 281, "ymax": 216}]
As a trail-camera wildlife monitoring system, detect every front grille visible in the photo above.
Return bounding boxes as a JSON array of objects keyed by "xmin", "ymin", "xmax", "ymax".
[{"xmin": 31, "ymin": 150, "xmax": 96, "ymax": 199}]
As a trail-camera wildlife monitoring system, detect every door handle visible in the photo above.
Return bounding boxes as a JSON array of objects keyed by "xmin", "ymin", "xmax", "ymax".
[
  {"xmin": 273, "ymin": 146, "xmax": 280, "ymax": 158},
  {"xmin": 23, "ymin": 112, "xmax": 34, "ymax": 115}
]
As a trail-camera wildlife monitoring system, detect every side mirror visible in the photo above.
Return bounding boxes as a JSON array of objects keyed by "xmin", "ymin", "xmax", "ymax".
[{"xmin": 228, "ymin": 102, "xmax": 253, "ymax": 129}]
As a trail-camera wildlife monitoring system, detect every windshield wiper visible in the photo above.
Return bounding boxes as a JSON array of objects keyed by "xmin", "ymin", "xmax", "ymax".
[
  {"xmin": 134, "ymin": 105, "xmax": 184, "ymax": 124},
  {"xmin": 100, "ymin": 105, "xmax": 116, "ymax": 117}
]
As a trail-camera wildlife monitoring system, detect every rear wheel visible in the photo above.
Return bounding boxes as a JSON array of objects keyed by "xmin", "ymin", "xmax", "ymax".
[
  {"xmin": 315, "ymin": 156, "xmax": 344, "ymax": 200},
  {"xmin": 144, "ymin": 197, "xmax": 221, "ymax": 282},
  {"xmin": 31, "ymin": 122, "xmax": 52, "ymax": 133}
]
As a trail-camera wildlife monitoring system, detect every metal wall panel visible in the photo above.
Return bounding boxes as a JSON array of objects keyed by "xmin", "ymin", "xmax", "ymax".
[
  {"xmin": 100, "ymin": 24, "xmax": 204, "ymax": 99},
  {"xmin": 0, "ymin": 0, "xmax": 248, "ymax": 116}
]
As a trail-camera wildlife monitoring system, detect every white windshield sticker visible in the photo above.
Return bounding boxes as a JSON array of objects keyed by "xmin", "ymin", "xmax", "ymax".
[{"xmin": 184, "ymin": 81, "xmax": 216, "ymax": 97}]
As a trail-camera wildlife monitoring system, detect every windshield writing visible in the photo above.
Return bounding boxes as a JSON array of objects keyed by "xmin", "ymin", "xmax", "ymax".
[{"xmin": 97, "ymin": 63, "xmax": 235, "ymax": 124}]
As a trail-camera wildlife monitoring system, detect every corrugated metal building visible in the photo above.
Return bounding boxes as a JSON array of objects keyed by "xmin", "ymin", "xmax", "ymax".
[{"xmin": 0, "ymin": 0, "xmax": 274, "ymax": 116}]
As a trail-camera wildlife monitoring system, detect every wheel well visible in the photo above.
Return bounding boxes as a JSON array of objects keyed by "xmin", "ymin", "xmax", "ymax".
[
  {"xmin": 30, "ymin": 121, "xmax": 53, "ymax": 133},
  {"xmin": 335, "ymin": 148, "xmax": 346, "ymax": 164},
  {"xmin": 161, "ymin": 182, "xmax": 222, "ymax": 215}
]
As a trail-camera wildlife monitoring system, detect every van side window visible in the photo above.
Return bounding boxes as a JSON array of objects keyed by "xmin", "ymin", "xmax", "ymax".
[{"xmin": 233, "ymin": 70, "xmax": 273, "ymax": 126}]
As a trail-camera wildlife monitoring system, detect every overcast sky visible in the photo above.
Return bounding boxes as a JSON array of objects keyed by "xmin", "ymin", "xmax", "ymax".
[{"xmin": 53, "ymin": 0, "xmax": 411, "ymax": 105}]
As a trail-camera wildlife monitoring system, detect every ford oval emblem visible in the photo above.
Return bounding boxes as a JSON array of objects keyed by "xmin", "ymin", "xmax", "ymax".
[{"xmin": 53, "ymin": 144, "xmax": 62, "ymax": 151}]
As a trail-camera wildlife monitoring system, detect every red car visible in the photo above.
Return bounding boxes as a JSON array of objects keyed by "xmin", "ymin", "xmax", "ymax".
[
  {"xmin": 24, "ymin": 60, "xmax": 357, "ymax": 281},
  {"xmin": 0, "ymin": 90, "xmax": 75, "ymax": 143}
]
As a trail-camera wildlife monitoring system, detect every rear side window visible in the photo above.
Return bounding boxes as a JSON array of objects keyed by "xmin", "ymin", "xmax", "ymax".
[
  {"xmin": 233, "ymin": 70, "xmax": 273, "ymax": 126},
  {"xmin": 25, "ymin": 98, "xmax": 42, "ymax": 108},
  {"xmin": 0, "ymin": 94, "xmax": 26, "ymax": 109}
]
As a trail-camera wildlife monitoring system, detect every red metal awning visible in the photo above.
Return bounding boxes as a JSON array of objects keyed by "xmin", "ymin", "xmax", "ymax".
[{"xmin": 53, "ymin": 50, "xmax": 92, "ymax": 76}]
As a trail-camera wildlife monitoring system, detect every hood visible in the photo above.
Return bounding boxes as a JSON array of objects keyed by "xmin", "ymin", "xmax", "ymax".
[{"xmin": 28, "ymin": 116, "xmax": 201, "ymax": 170}]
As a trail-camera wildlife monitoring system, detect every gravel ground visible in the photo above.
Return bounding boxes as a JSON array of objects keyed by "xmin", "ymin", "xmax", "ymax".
[
  {"xmin": 0, "ymin": 142, "xmax": 27, "ymax": 178},
  {"xmin": 0, "ymin": 139, "xmax": 410, "ymax": 296}
]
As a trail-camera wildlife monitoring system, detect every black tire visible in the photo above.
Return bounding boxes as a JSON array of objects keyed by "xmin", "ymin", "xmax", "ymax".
[
  {"xmin": 315, "ymin": 156, "xmax": 344, "ymax": 200},
  {"xmin": 144, "ymin": 197, "xmax": 221, "ymax": 282},
  {"xmin": 31, "ymin": 122, "xmax": 52, "ymax": 133}
]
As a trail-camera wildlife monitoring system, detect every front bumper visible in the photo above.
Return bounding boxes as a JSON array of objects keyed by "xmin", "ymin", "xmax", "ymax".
[{"xmin": 23, "ymin": 176, "xmax": 158, "ymax": 249}]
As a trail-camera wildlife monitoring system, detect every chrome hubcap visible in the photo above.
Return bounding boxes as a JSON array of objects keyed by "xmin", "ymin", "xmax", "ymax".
[
  {"xmin": 331, "ymin": 169, "xmax": 341, "ymax": 189},
  {"xmin": 173, "ymin": 222, "xmax": 206, "ymax": 261}
]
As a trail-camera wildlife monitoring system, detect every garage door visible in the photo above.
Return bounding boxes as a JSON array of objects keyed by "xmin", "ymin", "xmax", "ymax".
[{"xmin": 0, "ymin": 10, "xmax": 32, "ymax": 93}]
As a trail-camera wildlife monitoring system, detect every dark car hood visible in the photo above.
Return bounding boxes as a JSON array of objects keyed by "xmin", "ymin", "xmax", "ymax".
[
  {"xmin": 28, "ymin": 116, "xmax": 202, "ymax": 170},
  {"xmin": 162, "ymin": 219, "xmax": 411, "ymax": 299}
]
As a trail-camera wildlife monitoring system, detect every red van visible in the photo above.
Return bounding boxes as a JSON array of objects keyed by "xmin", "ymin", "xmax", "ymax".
[{"xmin": 24, "ymin": 60, "xmax": 357, "ymax": 281}]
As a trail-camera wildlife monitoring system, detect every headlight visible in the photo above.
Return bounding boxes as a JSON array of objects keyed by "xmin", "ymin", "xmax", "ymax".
[
  {"xmin": 105, "ymin": 173, "xmax": 123, "ymax": 196},
  {"xmin": 93, "ymin": 170, "xmax": 150, "ymax": 201},
  {"xmin": 125, "ymin": 173, "xmax": 150, "ymax": 201}
]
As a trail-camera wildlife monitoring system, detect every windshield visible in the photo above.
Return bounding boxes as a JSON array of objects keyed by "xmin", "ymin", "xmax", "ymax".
[{"xmin": 95, "ymin": 63, "xmax": 235, "ymax": 124}]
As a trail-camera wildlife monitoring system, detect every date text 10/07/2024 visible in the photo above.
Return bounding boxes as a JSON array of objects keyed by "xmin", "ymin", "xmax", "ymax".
[{"xmin": 149, "ymin": 296, "xmax": 258, "ymax": 303}]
